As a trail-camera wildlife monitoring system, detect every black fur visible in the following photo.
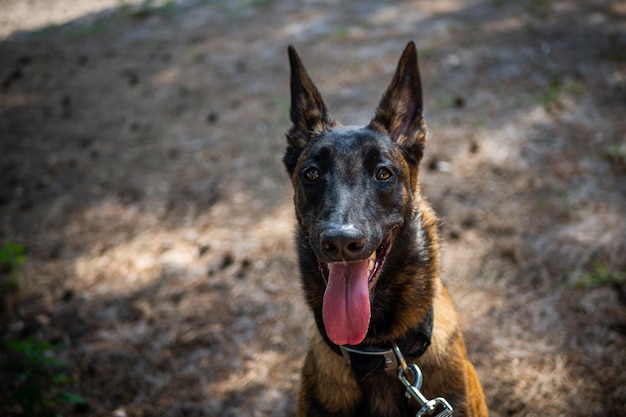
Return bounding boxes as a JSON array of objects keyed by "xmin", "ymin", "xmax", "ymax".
[{"xmin": 284, "ymin": 42, "xmax": 488, "ymax": 417}]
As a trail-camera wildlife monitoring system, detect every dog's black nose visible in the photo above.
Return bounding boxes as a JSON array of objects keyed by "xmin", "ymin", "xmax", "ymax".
[{"xmin": 319, "ymin": 225, "xmax": 367, "ymax": 262}]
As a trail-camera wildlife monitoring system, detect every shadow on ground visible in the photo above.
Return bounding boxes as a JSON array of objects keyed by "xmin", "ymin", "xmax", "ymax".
[{"xmin": 1, "ymin": 0, "xmax": 625, "ymax": 416}]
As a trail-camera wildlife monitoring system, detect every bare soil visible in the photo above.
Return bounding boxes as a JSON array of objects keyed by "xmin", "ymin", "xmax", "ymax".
[{"xmin": 1, "ymin": 1, "xmax": 625, "ymax": 416}]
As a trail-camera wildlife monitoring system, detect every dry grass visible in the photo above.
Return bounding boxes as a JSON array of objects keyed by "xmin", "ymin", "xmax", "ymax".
[{"xmin": 1, "ymin": 0, "xmax": 625, "ymax": 416}]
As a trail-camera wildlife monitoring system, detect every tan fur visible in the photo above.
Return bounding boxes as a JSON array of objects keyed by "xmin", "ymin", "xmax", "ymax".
[
  {"xmin": 296, "ymin": 205, "xmax": 488, "ymax": 416},
  {"xmin": 298, "ymin": 277, "xmax": 488, "ymax": 417},
  {"xmin": 287, "ymin": 42, "xmax": 488, "ymax": 417}
]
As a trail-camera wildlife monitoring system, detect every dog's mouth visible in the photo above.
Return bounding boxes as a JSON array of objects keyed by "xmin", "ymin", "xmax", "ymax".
[
  {"xmin": 319, "ymin": 228, "xmax": 397, "ymax": 346},
  {"xmin": 320, "ymin": 230, "xmax": 395, "ymax": 289}
]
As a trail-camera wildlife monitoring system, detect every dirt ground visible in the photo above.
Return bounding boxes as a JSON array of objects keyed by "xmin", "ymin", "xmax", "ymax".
[{"xmin": 0, "ymin": 0, "xmax": 625, "ymax": 416}]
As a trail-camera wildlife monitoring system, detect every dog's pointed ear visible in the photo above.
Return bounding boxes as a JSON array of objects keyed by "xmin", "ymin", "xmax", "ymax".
[
  {"xmin": 287, "ymin": 45, "xmax": 335, "ymax": 149},
  {"xmin": 369, "ymin": 41, "xmax": 427, "ymax": 162}
]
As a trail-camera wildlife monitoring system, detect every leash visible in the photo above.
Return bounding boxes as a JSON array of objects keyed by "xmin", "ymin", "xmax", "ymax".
[{"xmin": 393, "ymin": 344, "xmax": 454, "ymax": 417}]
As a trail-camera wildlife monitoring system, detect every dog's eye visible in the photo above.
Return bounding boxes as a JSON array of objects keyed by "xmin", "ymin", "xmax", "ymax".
[
  {"xmin": 303, "ymin": 167, "xmax": 320, "ymax": 182},
  {"xmin": 375, "ymin": 167, "xmax": 392, "ymax": 181}
]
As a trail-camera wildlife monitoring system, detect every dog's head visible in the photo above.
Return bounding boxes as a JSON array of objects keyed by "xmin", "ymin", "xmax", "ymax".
[{"xmin": 284, "ymin": 42, "xmax": 429, "ymax": 346}]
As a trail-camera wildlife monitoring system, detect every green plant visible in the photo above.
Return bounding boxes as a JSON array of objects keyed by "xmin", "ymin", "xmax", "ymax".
[
  {"xmin": 273, "ymin": 95, "xmax": 290, "ymax": 123},
  {"xmin": 66, "ymin": 21, "xmax": 109, "ymax": 40},
  {"xmin": 605, "ymin": 142, "xmax": 626, "ymax": 173},
  {"xmin": 571, "ymin": 261, "xmax": 626, "ymax": 288},
  {"xmin": 3, "ymin": 337, "xmax": 86, "ymax": 416},
  {"xmin": 542, "ymin": 76, "xmax": 561, "ymax": 106},
  {"xmin": 607, "ymin": 143, "xmax": 626, "ymax": 160},
  {"xmin": 238, "ymin": 0, "xmax": 270, "ymax": 8},
  {"xmin": 418, "ymin": 45, "xmax": 435, "ymax": 59},
  {"xmin": 122, "ymin": 0, "xmax": 177, "ymax": 18},
  {"xmin": 0, "ymin": 242, "xmax": 26, "ymax": 289},
  {"xmin": 525, "ymin": 0, "xmax": 551, "ymax": 19},
  {"xmin": 433, "ymin": 93, "xmax": 454, "ymax": 110},
  {"xmin": 330, "ymin": 27, "xmax": 350, "ymax": 40}
]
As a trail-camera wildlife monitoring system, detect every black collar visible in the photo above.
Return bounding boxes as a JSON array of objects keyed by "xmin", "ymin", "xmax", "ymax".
[{"xmin": 316, "ymin": 308, "xmax": 434, "ymax": 380}]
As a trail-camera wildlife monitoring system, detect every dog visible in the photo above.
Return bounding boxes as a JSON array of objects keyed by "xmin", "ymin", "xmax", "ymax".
[{"xmin": 283, "ymin": 42, "xmax": 488, "ymax": 417}]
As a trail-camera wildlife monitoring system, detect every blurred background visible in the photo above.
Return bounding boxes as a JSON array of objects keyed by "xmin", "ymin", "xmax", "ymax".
[{"xmin": 0, "ymin": 0, "xmax": 625, "ymax": 416}]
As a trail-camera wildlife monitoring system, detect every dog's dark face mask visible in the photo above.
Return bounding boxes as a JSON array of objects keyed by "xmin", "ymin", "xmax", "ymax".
[{"xmin": 284, "ymin": 42, "xmax": 428, "ymax": 346}]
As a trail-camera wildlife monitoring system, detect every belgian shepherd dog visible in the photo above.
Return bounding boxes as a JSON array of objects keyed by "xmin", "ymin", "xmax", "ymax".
[{"xmin": 283, "ymin": 42, "xmax": 488, "ymax": 417}]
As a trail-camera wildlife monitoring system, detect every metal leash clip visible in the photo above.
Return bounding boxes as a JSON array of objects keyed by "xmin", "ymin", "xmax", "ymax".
[{"xmin": 393, "ymin": 345, "xmax": 454, "ymax": 417}]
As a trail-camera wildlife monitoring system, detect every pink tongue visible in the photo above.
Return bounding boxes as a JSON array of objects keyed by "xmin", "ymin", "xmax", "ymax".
[{"xmin": 322, "ymin": 261, "xmax": 371, "ymax": 345}]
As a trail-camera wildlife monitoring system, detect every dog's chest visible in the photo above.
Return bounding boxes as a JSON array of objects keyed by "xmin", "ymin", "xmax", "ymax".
[{"xmin": 358, "ymin": 372, "xmax": 416, "ymax": 417}]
